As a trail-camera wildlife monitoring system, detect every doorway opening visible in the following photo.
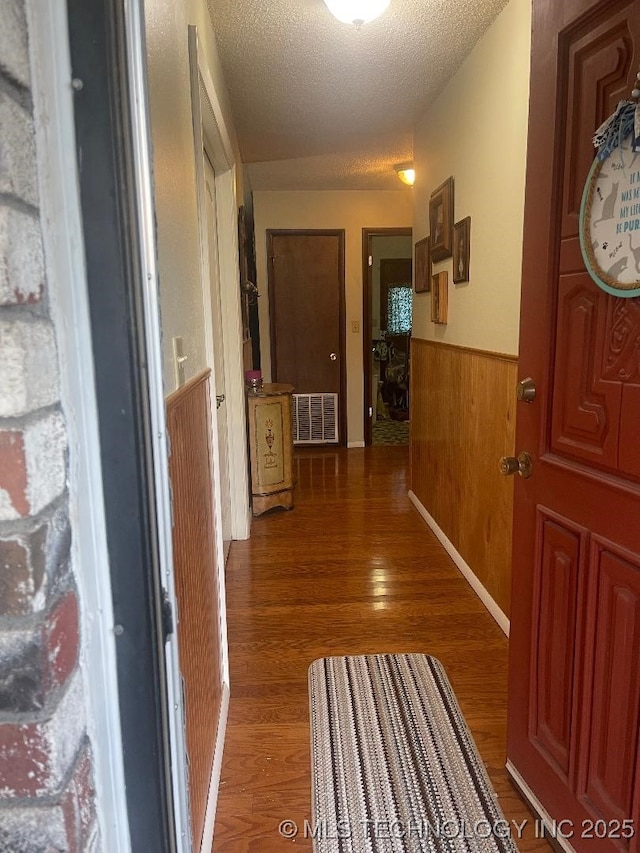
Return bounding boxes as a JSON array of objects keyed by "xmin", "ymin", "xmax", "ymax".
[{"xmin": 362, "ymin": 228, "xmax": 413, "ymax": 446}]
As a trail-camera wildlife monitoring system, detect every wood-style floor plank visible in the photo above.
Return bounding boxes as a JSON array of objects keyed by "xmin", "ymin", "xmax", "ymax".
[{"xmin": 212, "ymin": 446, "xmax": 549, "ymax": 852}]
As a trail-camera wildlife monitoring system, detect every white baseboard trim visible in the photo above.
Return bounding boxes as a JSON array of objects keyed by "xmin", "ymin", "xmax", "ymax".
[
  {"xmin": 407, "ymin": 490, "xmax": 510, "ymax": 637},
  {"xmin": 506, "ymin": 761, "xmax": 576, "ymax": 853},
  {"xmin": 348, "ymin": 441, "xmax": 365, "ymax": 448},
  {"xmin": 200, "ymin": 683, "xmax": 230, "ymax": 853}
]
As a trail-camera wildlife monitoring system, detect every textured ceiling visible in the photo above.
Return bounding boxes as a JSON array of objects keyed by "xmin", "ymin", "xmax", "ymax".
[{"xmin": 208, "ymin": 0, "xmax": 509, "ymax": 190}]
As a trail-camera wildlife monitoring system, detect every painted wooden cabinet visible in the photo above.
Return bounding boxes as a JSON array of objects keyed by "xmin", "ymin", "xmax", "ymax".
[{"xmin": 246, "ymin": 383, "xmax": 294, "ymax": 516}]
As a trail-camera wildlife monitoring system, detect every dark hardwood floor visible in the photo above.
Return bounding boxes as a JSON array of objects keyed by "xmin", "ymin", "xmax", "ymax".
[{"xmin": 212, "ymin": 446, "xmax": 549, "ymax": 852}]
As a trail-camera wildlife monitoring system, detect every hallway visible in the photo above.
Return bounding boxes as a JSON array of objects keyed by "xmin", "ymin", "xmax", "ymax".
[{"xmin": 213, "ymin": 446, "xmax": 549, "ymax": 851}]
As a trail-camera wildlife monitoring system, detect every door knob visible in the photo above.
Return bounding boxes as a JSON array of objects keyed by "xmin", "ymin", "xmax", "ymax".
[
  {"xmin": 517, "ymin": 377, "xmax": 536, "ymax": 403},
  {"xmin": 329, "ymin": 352, "xmax": 337, "ymax": 361},
  {"xmin": 499, "ymin": 451, "xmax": 533, "ymax": 479}
]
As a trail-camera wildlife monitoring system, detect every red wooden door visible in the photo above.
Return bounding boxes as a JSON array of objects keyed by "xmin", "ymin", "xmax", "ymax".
[{"xmin": 507, "ymin": 2, "xmax": 640, "ymax": 850}]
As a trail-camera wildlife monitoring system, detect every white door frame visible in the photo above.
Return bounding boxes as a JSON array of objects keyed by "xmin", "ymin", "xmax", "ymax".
[
  {"xmin": 187, "ymin": 25, "xmax": 250, "ymax": 850},
  {"xmin": 202, "ymin": 155, "xmax": 232, "ymax": 554},
  {"xmin": 189, "ymin": 26, "xmax": 251, "ymax": 547},
  {"xmin": 31, "ymin": 0, "xmax": 199, "ymax": 849},
  {"xmin": 28, "ymin": 2, "xmax": 133, "ymax": 849}
]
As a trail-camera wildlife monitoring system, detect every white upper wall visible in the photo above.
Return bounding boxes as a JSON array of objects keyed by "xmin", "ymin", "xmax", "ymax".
[
  {"xmin": 254, "ymin": 190, "xmax": 413, "ymax": 446},
  {"xmin": 144, "ymin": 0, "xmax": 242, "ymax": 393},
  {"xmin": 412, "ymin": 0, "xmax": 532, "ymax": 355}
]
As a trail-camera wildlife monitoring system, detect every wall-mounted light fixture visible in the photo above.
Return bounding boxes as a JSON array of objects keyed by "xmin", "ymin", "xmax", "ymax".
[
  {"xmin": 395, "ymin": 162, "xmax": 415, "ymax": 187},
  {"xmin": 323, "ymin": 0, "xmax": 390, "ymax": 26}
]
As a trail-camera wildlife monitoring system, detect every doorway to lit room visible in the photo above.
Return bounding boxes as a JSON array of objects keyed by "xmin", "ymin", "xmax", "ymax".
[{"xmin": 362, "ymin": 228, "xmax": 413, "ymax": 446}]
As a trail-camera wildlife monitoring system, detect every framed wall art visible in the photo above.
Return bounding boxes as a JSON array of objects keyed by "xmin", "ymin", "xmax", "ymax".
[
  {"xmin": 429, "ymin": 176, "xmax": 454, "ymax": 261},
  {"xmin": 453, "ymin": 217, "xmax": 471, "ymax": 283},
  {"xmin": 431, "ymin": 271, "xmax": 448, "ymax": 324},
  {"xmin": 414, "ymin": 236, "xmax": 431, "ymax": 293}
]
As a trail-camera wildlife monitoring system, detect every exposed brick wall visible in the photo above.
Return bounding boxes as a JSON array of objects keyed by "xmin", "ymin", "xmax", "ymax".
[{"xmin": 0, "ymin": 0, "xmax": 100, "ymax": 849}]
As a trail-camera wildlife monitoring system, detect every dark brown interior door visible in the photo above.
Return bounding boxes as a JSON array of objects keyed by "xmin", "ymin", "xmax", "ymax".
[
  {"xmin": 508, "ymin": 2, "xmax": 640, "ymax": 849},
  {"xmin": 268, "ymin": 230, "xmax": 346, "ymax": 441}
]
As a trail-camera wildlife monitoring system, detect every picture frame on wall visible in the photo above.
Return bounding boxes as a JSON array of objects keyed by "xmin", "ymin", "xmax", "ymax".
[
  {"xmin": 431, "ymin": 271, "xmax": 448, "ymax": 324},
  {"xmin": 429, "ymin": 176, "xmax": 454, "ymax": 262},
  {"xmin": 414, "ymin": 236, "xmax": 431, "ymax": 293},
  {"xmin": 452, "ymin": 216, "xmax": 471, "ymax": 284}
]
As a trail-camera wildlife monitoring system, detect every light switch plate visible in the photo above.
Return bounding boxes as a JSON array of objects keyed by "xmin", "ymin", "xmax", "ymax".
[
  {"xmin": 351, "ymin": 320, "xmax": 360, "ymax": 333},
  {"xmin": 172, "ymin": 336, "xmax": 187, "ymax": 388}
]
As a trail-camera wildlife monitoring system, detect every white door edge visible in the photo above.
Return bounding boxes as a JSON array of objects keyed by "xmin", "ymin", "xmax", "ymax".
[
  {"xmin": 122, "ymin": 2, "xmax": 192, "ymax": 849},
  {"xmin": 188, "ymin": 28, "xmax": 230, "ymax": 695},
  {"xmin": 214, "ymin": 166, "xmax": 252, "ymax": 542},
  {"xmin": 202, "ymin": 153, "xmax": 232, "ymax": 549}
]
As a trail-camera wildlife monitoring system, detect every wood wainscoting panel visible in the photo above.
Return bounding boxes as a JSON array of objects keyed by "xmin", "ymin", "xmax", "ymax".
[
  {"xmin": 166, "ymin": 370, "xmax": 223, "ymax": 850},
  {"xmin": 410, "ymin": 339, "xmax": 518, "ymax": 616}
]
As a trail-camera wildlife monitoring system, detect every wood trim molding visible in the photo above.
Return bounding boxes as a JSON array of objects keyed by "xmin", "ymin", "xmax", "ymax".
[
  {"xmin": 199, "ymin": 684, "xmax": 229, "ymax": 853},
  {"xmin": 505, "ymin": 762, "xmax": 575, "ymax": 853},
  {"xmin": 411, "ymin": 336, "xmax": 519, "ymax": 364},
  {"xmin": 165, "ymin": 368, "xmax": 211, "ymax": 407},
  {"xmin": 408, "ymin": 490, "xmax": 510, "ymax": 636}
]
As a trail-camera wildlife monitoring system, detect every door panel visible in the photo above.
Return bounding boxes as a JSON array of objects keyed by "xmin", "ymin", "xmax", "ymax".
[
  {"xmin": 560, "ymin": 11, "xmax": 634, "ymax": 235},
  {"xmin": 531, "ymin": 510, "xmax": 586, "ymax": 783},
  {"xmin": 268, "ymin": 231, "xmax": 345, "ymax": 441},
  {"xmin": 507, "ymin": 2, "xmax": 640, "ymax": 849},
  {"xmin": 551, "ymin": 276, "xmax": 619, "ymax": 468},
  {"xmin": 580, "ymin": 539, "xmax": 640, "ymax": 826},
  {"xmin": 552, "ymin": 3, "xmax": 638, "ymax": 479}
]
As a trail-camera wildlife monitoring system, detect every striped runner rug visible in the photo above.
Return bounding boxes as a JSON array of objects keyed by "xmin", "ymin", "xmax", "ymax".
[{"xmin": 309, "ymin": 654, "xmax": 518, "ymax": 852}]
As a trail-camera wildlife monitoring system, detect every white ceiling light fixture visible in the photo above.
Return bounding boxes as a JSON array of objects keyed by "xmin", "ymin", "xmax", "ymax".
[
  {"xmin": 395, "ymin": 162, "xmax": 415, "ymax": 186},
  {"xmin": 323, "ymin": 0, "xmax": 390, "ymax": 26}
]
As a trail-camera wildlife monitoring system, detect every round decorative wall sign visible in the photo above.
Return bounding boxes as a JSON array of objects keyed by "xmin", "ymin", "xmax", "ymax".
[{"xmin": 580, "ymin": 80, "xmax": 640, "ymax": 298}]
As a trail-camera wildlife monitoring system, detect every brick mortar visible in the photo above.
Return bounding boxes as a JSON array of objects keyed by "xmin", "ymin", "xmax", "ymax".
[
  {"xmin": 0, "ymin": 491, "xmax": 67, "ymax": 539},
  {"xmin": 0, "ymin": 570, "xmax": 75, "ymax": 635},
  {"xmin": 0, "ymin": 672, "xmax": 76, "ymax": 728},
  {"xmin": 0, "ymin": 668, "xmax": 86, "ymax": 797},
  {"xmin": 0, "ymin": 402, "xmax": 63, "ymax": 433},
  {"xmin": 0, "ymin": 86, "xmax": 39, "ymax": 209},
  {"xmin": 0, "ymin": 69, "xmax": 31, "ymax": 114},
  {"xmin": 0, "ymin": 302, "xmax": 48, "ymax": 322},
  {"xmin": 0, "ymin": 735, "xmax": 92, "ymax": 811},
  {"xmin": 0, "ymin": 303, "xmax": 51, "ymax": 322},
  {"xmin": 0, "ymin": 192, "xmax": 39, "ymax": 219}
]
